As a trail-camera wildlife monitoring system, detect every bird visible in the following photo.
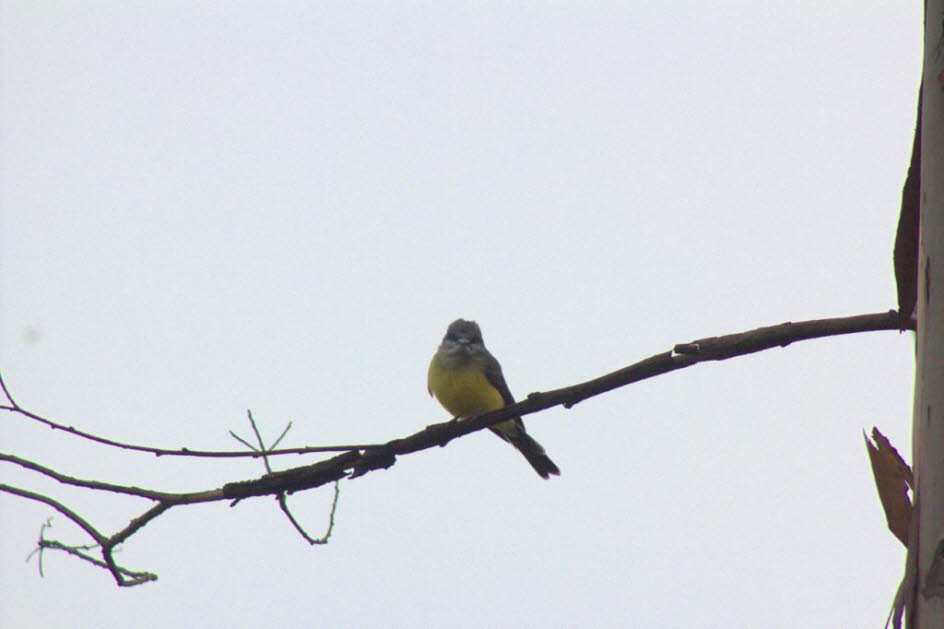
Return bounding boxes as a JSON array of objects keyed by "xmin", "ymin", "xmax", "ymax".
[{"xmin": 427, "ymin": 319, "xmax": 560, "ymax": 479}]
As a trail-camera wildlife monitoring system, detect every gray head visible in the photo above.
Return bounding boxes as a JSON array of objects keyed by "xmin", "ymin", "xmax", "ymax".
[
  {"xmin": 437, "ymin": 319, "xmax": 488, "ymax": 359},
  {"xmin": 443, "ymin": 319, "xmax": 484, "ymax": 345}
]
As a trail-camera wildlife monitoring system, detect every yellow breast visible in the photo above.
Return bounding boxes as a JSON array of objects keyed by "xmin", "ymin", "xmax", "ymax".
[{"xmin": 427, "ymin": 355, "xmax": 505, "ymax": 418}]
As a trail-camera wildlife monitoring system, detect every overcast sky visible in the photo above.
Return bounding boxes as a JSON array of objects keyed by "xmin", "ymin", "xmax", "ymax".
[{"xmin": 1, "ymin": 3, "xmax": 922, "ymax": 628}]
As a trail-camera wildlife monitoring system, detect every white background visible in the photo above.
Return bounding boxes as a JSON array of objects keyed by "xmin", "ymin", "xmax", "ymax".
[{"xmin": 1, "ymin": 3, "xmax": 920, "ymax": 628}]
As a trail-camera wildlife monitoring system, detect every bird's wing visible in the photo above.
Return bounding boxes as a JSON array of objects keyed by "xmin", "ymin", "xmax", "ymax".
[{"xmin": 482, "ymin": 351, "xmax": 517, "ymax": 407}]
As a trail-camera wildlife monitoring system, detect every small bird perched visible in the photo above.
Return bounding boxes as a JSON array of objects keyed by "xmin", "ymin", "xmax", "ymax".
[{"xmin": 427, "ymin": 319, "xmax": 560, "ymax": 479}]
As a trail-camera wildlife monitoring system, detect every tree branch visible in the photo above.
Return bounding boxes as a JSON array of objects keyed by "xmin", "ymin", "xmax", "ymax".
[
  {"xmin": 1, "ymin": 483, "xmax": 107, "ymax": 545},
  {"xmin": 0, "ymin": 373, "xmax": 376, "ymax": 457},
  {"xmin": 1, "ymin": 310, "xmax": 909, "ymax": 585}
]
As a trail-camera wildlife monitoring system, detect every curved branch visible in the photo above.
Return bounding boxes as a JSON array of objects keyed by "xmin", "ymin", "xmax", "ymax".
[
  {"xmin": 0, "ymin": 375, "xmax": 376, "ymax": 457},
  {"xmin": 37, "ymin": 540, "xmax": 157, "ymax": 585},
  {"xmin": 231, "ymin": 310, "xmax": 913, "ymax": 490},
  {"xmin": 6, "ymin": 311, "xmax": 912, "ymax": 502},
  {"xmin": 1, "ymin": 454, "xmax": 173, "ymax": 500},
  {"xmin": 1, "ymin": 310, "xmax": 910, "ymax": 586},
  {"xmin": 1, "ymin": 311, "xmax": 907, "ymax": 462},
  {"xmin": 0, "ymin": 483, "xmax": 106, "ymax": 544},
  {"xmin": 0, "ymin": 453, "xmax": 224, "ymax": 505}
]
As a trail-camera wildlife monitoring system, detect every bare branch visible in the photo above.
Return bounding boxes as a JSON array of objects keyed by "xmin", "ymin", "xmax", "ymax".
[
  {"xmin": 1, "ymin": 453, "xmax": 172, "ymax": 500},
  {"xmin": 2, "ymin": 483, "xmax": 174, "ymax": 585},
  {"xmin": 0, "ymin": 368, "xmax": 21, "ymax": 408},
  {"xmin": 1, "ymin": 311, "xmax": 908, "ymax": 464},
  {"xmin": 277, "ymin": 481, "xmax": 340, "ymax": 545},
  {"xmin": 247, "ymin": 410, "xmax": 275, "ymax": 473},
  {"xmin": 37, "ymin": 540, "xmax": 157, "ymax": 585},
  {"xmin": 1, "ymin": 483, "xmax": 106, "ymax": 544},
  {"xmin": 0, "ymin": 310, "xmax": 909, "ymax": 586},
  {"xmin": 228, "ymin": 430, "xmax": 259, "ymax": 453},
  {"xmin": 229, "ymin": 411, "xmax": 336, "ymax": 543},
  {"xmin": 270, "ymin": 420, "xmax": 293, "ymax": 450},
  {"xmin": 108, "ymin": 502, "xmax": 171, "ymax": 548},
  {"xmin": 0, "ymin": 368, "xmax": 375, "ymax": 458}
]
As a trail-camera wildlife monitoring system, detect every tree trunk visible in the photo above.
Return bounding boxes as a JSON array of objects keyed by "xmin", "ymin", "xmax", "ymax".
[{"xmin": 910, "ymin": 2, "xmax": 944, "ymax": 626}]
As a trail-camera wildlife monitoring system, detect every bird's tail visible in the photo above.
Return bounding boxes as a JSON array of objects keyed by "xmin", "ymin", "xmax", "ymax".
[{"xmin": 510, "ymin": 430, "xmax": 561, "ymax": 480}]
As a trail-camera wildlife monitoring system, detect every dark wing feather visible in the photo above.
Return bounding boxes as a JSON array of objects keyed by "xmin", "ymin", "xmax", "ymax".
[
  {"xmin": 482, "ymin": 350, "xmax": 516, "ymax": 406},
  {"xmin": 481, "ymin": 350, "xmax": 528, "ymax": 442},
  {"xmin": 481, "ymin": 349, "xmax": 560, "ymax": 479}
]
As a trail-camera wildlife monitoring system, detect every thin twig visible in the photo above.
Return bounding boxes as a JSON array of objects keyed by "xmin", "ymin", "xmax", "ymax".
[
  {"xmin": 247, "ymin": 410, "xmax": 274, "ymax": 473},
  {"xmin": 1, "ymin": 453, "xmax": 173, "ymax": 500},
  {"xmin": 37, "ymin": 540, "xmax": 157, "ymax": 584},
  {"xmin": 1, "ymin": 484, "xmax": 106, "ymax": 544},
  {"xmin": 235, "ymin": 412, "xmax": 337, "ymax": 543},
  {"xmin": 0, "ymin": 368, "xmax": 374, "ymax": 459},
  {"xmin": 25, "ymin": 518, "xmax": 56, "ymax": 577},
  {"xmin": 0, "ymin": 369, "xmax": 20, "ymax": 408},
  {"xmin": 271, "ymin": 421, "xmax": 293, "ymax": 450},
  {"xmin": 278, "ymin": 481, "xmax": 340, "ymax": 545},
  {"xmin": 228, "ymin": 431, "xmax": 259, "ymax": 452},
  {"xmin": 108, "ymin": 502, "xmax": 171, "ymax": 548}
]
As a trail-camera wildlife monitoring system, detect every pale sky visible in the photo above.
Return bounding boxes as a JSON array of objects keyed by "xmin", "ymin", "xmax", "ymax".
[{"xmin": 1, "ymin": 3, "xmax": 922, "ymax": 628}]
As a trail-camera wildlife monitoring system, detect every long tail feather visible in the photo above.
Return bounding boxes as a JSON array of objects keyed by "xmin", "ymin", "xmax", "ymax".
[{"xmin": 511, "ymin": 432, "xmax": 560, "ymax": 480}]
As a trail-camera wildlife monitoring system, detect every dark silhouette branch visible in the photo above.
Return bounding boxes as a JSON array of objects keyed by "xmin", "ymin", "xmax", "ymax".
[
  {"xmin": 1, "ymin": 483, "xmax": 107, "ymax": 545},
  {"xmin": 1, "ymin": 310, "xmax": 910, "ymax": 585},
  {"xmin": 37, "ymin": 539, "xmax": 157, "ymax": 585},
  {"xmin": 0, "ymin": 473, "xmax": 211, "ymax": 585},
  {"xmin": 1, "ymin": 407, "xmax": 344, "ymax": 585},
  {"xmin": 0, "ymin": 454, "xmax": 222, "ymax": 504},
  {"xmin": 0, "ymin": 375, "xmax": 377, "ymax": 457},
  {"xmin": 231, "ymin": 410, "xmax": 341, "ymax": 544},
  {"xmin": 1, "ymin": 453, "xmax": 177, "ymax": 500},
  {"xmin": 277, "ymin": 483, "xmax": 341, "ymax": 545},
  {"xmin": 349, "ymin": 310, "xmax": 914, "ymax": 477}
]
